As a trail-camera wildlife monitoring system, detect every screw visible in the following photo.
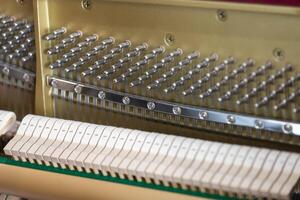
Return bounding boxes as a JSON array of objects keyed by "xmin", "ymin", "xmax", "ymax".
[
  {"xmin": 51, "ymin": 79, "xmax": 58, "ymax": 87},
  {"xmin": 122, "ymin": 96, "xmax": 130, "ymax": 105},
  {"xmin": 98, "ymin": 91, "xmax": 106, "ymax": 100},
  {"xmin": 147, "ymin": 102, "xmax": 156, "ymax": 110},
  {"xmin": 199, "ymin": 111, "xmax": 208, "ymax": 120},
  {"xmin": 2, "ymin": 67, "xmax": 10, "ymax": 76},
  {"xmin": 283, "ymin": 123, "xmax": 293, "ymax": 134},
  {"xmin": 164, "ymin": 33, "xmax": 175, "ymax": 46},
  {"xmin": 23, "ymin": 73, "xmax": 30, "ymax": 82},
  {"xmin": 172, "ymin": 106, "xmax": 182, "ymax": 115},
  {"xmin": 82, "ymin": 0, "xmax": 92, "ymax": 10},
  {"xmin": 74, "ymin": 85, "xmax": 82, "ymax": 94},
  {"xmin": 217, "ymin": 9, "xmax": 227, "ymax": 22},
  {"xmin": 17, "ymin": 0, "xmax": 24, "ymax": 5},
  {"xmin": 227, "ymin": 115, "xmax": 236, "ymax": 124},
  {"xmin": 254, "ymin": 120, "xmax": 264, "ymax": 129},
  {"xmin": 273, "ymin": 48, "xmax": 285, "ymax": 61}
]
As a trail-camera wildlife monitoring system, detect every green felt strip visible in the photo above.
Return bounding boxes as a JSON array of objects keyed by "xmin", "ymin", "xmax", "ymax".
[{"xmin": 0, "ymin": 156, "xmax": 239, "ymax": 200}]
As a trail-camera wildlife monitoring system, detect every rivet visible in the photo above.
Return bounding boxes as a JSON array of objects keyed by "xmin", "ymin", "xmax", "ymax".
[
  {"xmin": 147, "ymin": 102, "xmax": 156, "ymax": 110},
  {"xmin": 122, "ymin": 96, "xmax": 130, "ymax": 105},
  {"xmin": 172, "ymin": 106, "xmax": 182, "ymax": 115},
  {"xmin": 98, "ymin": 91, "xmax": 106, "ymax": 100}
]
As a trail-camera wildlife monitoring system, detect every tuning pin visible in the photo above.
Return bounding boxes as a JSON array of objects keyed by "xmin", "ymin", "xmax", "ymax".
[
  {"xmin": 183, "ymin": 57, "xmax": 235, "ymax": 96},
  {"xmin": 293, "ymin": 107, "xmax": 300, "ymax": 113},
  {"xmin": 1, "ymin": 16, "xmax": 14, "ymax": 25},
  {"xmin": 199, "ymin": 90, "xmax": 213, "ymax": 99},
  {"xmin": 274, "ymin": 88, "xmax": 300, "ymax": 110},
  {"xmin": 101, "ymin": 37, "xmax": 115, "ymax": 46},
  {"xmin": 134, "ymin": 42, "xmax": 148, "ymax": 52},
  {"xmin": 152, "ymin": 46, "xmax": 165, "ymax": 55},
  {"xmin": 68, "ymin": 31, "xmax": 82, "ymax": 39},
  {"xmin": 255, "ymin": 97, "xmax": 269, "ymax": 108},
  {"xmin": 44, "ymin": 27, "xmax": 67, "ymax": 41},
  {"xmin": 49, "ymin": 57, "xmax": 70, "ymax": 69},
  {"xmin": 65, "ymin": 61, "xmax": 85, "ymax": 73},
  {"xmin": 21, "ymin": 51, "xmax": 35, "ymax": 63}
]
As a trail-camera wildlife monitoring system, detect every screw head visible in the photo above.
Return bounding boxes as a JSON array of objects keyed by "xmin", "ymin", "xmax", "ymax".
[
  {"xmin": 50, "ymin": 79, "xmax": 58, "ymax": 87},
  {"xmin": 254, "ymin": 120, "xmax": 264, "ymax": 129},
  {"xmin": 172, "ymin": 106, "xmax": 182, "ymax": 115},
  {"xmin": 2, "ymin": 67, "xmax": 10, "ymax": 76},
  {"xmin": 282, "ymin": 123, "xmax": 293, "ymax": 134},
  {"xmin": 164, "ymin": 33, "xmax": 175, "ymax": 46},
  {"xmin": 147, "ymin": 102, "xmax": 156, "ymax": 110},
  {"xmin": 199, "ymin": 111, "xmax": 208, "ymax": 120},
  {"xmin": 227, "ymin": 115, "xmax": 236, "ymax": 124},
  {"xmin": 122, "ymin": 96, "xmax": 130, "ymax": 105},
  {"xmin": 74, "ymin": 85, "xmax": 82, "ymax": 94},
  {"xmin": 23, "ymin": 73, "xmax": 30, "ymax": 82},
  {"xmin": 273, "ymin": 48, "xmax": 285, "ymax": 61},
  {"xmin": 98, "ymin": 91, "xmax": 106, "ymax": 100},
  {"xmin": 217, "ymin": 9, "xmax": 228, "ymax": 22},
  {"xmin": 82, "ymin": 0, "xmax": 92, "ymax": 10},
  {"xmin": 16, "ymin": 0, "xmax": 24, "ymax": 5}
]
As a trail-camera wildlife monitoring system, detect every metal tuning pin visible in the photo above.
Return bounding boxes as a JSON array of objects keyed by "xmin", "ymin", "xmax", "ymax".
[
  {"xmin": 293, "ymin": 107, "xmax": 300, "ymax": 113},
  {"xmin": 164, "ymin": 53, "xmax": 218, "ymax": 93},
  {"xmin": 218, "ymin": 61, "xmax": 272, "ymax": 102},
  {"xmin": 182, "ymin": 56, "xmax": 234, "ymax": 96},
  {"xmin": 44, "ymin": 27, "xmax": 67, "ymax": 41},
  {"xmin": 255, "ymin": 73, "xmax": 300, "ymax": 108},
  {"xmin": 65, "ymin": 38, "xmax": 114, "ymax": 73},
  {"xmin": 274, "ymin": 88, "xmax": 300, "ymax": 110},
  {"xmin": 131, "ymin": 48, "xmax": 182, "ymax": 87},
  {"xmin": 109, "ymin": 40, "xmax": 131, "ymax": 54},
  {"xmin": 199, "ymin": 58, "xmax": 254, "ymax": 99},
  {"xmin": 82, "ymin": 40, "xmax": 129, "ymax": 77},
  {"xmin": 21, "ymin": 51, "xmax": 35, "ymax": 64},
  {"xmin": 114, "ymin": 46, "xmax": 165, "ymax": 83},
  {"xmin": 147, "ymin": 51, "xmax": 200, "ymax": 90},
  {"xmin": 48, "ymin": 31, "xmax": 83, "ymax": 56},
  {"xmin": 97, "ymin": 43, "xmax": 148, "ymax": 80},
  {"xmin": 236, "ymin": 64, "xmax": 293, "ymax": 105}
]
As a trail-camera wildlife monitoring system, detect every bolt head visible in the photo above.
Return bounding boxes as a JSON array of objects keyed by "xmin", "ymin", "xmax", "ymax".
[
  {"xmin": 23, "ymin": 73, "xmax": 30, "ymax": 82},
  {"xmin": 98, "ymin": 91, "xmax": 106, "ymax": 100},
  {"xmin": 172, "ymin": 106, "xmax": 182, "ymax": 115},
  {"xmin": 283, "ymin": 123, "xmax": 293, "ymax": 134},
  {"xmin": 254, "ymin": 120, "xmax": 264, "ymax": 129},
  {"xmin": 2, "ymin": 67, "xmax": 10, "ymax": 76},
  {"xmin": 74, "ymin": 85, "xmax": 82, "ymax": 94},
  {"xmin": 199, "ymin": 111, "xmax": 208, "ymax": 120},
  {"xmin": 122, "ymin": 96, "xmax": 130, "ymax": 105},
  {"xmin": 227, "ymin": 115, "xmax": 236, "ymax": 124},
  {"xmin": 147, "ymin": 102, "xmax": 156, "ymax": 110}
]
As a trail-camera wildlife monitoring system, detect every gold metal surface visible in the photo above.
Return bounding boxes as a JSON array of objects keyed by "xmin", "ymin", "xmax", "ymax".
[{"xmin": 34, "ymin": 0, "xmax": 300, "ymax": 146}]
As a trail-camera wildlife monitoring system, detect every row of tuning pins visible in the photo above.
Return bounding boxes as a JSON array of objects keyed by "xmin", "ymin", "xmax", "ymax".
[
  {"xmin": 46, "ymin": 28, "xmax": 152, "ymax": 79},
  {"xmin": 0, "ymin": 15, "xmax": 35, "ymax": 68}
]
